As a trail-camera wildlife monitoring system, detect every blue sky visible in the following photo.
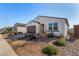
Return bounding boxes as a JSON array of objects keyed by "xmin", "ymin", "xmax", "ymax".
[{"xmin": 0, "ymin": 3, "xmax": 79, "ymax": 28}]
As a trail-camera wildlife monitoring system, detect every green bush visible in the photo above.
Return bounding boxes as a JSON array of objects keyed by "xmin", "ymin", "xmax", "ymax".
[
  {"xmin": 18, "ymin": 32, "xmax": 23, "ymax": 34},
  {"xmin": 27, "ymin": 34, "xmax": 36, "ymax": 40},
  {"xmin": 42, "ymin": 45, "xmax": 58, "ymax": 56},
  {"xmin": 47, "ymin": 33, "xmax": 55, "ymax": 38},
  {"xmin": 54, "ymin": 38, "xmax": 66, "ymax": 46},
  {"xmin": 14, "ymin": 32, "xmax": 17, "ymax": 35}
]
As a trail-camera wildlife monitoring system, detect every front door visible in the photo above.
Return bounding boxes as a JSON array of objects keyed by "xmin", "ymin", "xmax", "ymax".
[{"xmin": 40, "ymin": 24, "xmax": 44, "ymax": 32}]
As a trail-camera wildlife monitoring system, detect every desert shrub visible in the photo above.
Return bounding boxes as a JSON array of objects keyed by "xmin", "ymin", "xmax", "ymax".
[
  {"xmin": 54, "ymin": 38, "xmax": 66, "ymax": 46},
  {"xmin": 42, "ymin": 45, "xmax": 58, "ymax": 56},
  {"xmin": 18, "ymin": 32, "xmax": 23, "ymax": 34},
  {"xmin": 27, "ymin": 34, "xmax": 36, "ymax": 40},
  {"xmin": 47, "ymin": 33, "xmax": 55, "ymax": 38},
  {"xmin": 14, "ymin": 32, "xmax": 17, "ymax": 35},
  {"xmin": 14, "ymin": 32, "xmax": 23, "ymax": 35}
]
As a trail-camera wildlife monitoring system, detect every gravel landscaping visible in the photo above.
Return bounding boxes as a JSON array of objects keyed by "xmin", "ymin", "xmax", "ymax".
[
  {"xmin": 58, "ymin": 39, "xmax": 79, "ymax": 56},
  {"xmin": 7, "ymin": 37, "xmax": 79, "ymax": 56},
  {"xmin": 11, "ymin": 41, "xmax": 47, "ymax": 56}
]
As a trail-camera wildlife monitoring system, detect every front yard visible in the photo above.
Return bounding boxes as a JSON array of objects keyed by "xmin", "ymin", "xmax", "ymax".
[
  {"xmin": 7, "ymin": 37, "xmax": 79, "ymax": 56},
  {"xmin": 3, "ymin": 32, "xmax": 79, "ymax": 56},
  {"xmin": 58, "ymin": 39, "xmax": 79, "ymax": 56}
]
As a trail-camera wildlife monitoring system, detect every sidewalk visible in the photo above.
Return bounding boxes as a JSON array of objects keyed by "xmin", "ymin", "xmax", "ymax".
[{"xmin": 0, "ymin": 34, "xmax": 17, "ymax": 56}]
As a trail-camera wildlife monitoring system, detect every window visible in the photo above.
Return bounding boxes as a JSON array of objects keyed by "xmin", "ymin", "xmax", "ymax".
[
  {"xmin": 53, "ymin": 23, "xmax": 58, "ymax": 32},
  {"xmin": 48, "ymin": 23, "xmax": 52, "ymax": 30}
]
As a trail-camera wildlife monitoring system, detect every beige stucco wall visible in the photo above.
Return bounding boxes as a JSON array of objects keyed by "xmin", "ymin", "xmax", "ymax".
[
  {"xmin": 17, "ymin": 27, "xmax": 26, "ymax": 33},
  {"xmin": 26, "ymin": 16, "xmax": 69, "ymax": 37},
  {"xmin": 35, "ymin": 16, "xmax": 68, "ymax": 37},
  {"xmin": 14, "ymin": 25, "xmax": 26, "ymax": 33}
]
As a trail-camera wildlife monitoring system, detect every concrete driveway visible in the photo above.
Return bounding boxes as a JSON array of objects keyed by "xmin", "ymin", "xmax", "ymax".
[{"xmin": 0, "ymin": 34, "xmax": 17, "ymax": 56}]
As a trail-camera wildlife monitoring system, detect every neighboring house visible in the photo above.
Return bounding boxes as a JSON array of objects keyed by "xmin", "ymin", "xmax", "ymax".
[
  {"xmin": 74, "ymin": 25, "xmax": 79, "ymax": 38},
  {"xmin": 0, "ymin": 28, "xmax": 6, "ymax": 34},
  {"xmin": 0, "ymin": 29, "xmax": 4, "ymax": 33},
  {"xmin": 13, "ymin": 23, "xmax": 26, "ymax": 33},
  {"xmin": 26, "ymin": 15, "xmax": 69, "ymax": 37}
]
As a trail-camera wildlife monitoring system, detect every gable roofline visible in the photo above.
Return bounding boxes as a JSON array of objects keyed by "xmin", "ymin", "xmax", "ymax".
[
  {"xmin": 27, "ymin": 15, "xmax": 69, "ymax": 27},
  {"xmin": 14, "ymin": 23, "xmax": 26, "ymax": 27},
  {"xmin": 37, "ymin": 15, "xmax": 69, "ymax": 27}
]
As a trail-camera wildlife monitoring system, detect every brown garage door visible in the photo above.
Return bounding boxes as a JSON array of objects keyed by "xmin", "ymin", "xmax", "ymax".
[{"xmin": 27, "ymin": 26, "xmax": 36, "ymax": 34}]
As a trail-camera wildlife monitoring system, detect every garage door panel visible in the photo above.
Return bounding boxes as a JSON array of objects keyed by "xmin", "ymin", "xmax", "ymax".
[{"xmin": 27, "ymin": 26, "xmax": 36, "ymax": 34}]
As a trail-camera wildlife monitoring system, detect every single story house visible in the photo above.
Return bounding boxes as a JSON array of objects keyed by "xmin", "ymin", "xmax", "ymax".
[
  {"xmin": 0, "ymin": 29, "xmax": 4, "ymax": 33},
  {"xmin": 26, "ymin": 15, "xmax": 69, "ymax": 37},
  {"xmin": 13, "ymin": 23, "xmax": 26, "ymax": 33},
  {"xmin": 0, "ymin": 28, "xmax": 7, "ymax": 34}
]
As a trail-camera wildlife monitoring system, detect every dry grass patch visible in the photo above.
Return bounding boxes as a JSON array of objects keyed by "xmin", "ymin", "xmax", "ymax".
[
  {"xmin": 10, "ymin": 41, "xmax": 47, "ymax": 56},
  {"xmin": 9, "ymin": 40, "xmax": 27, "ymax": 48}
]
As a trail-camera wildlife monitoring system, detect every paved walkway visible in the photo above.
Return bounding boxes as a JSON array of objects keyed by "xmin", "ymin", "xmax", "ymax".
[{"xmin": 0, "ymin": 34, "xmax": 17, "ymax": 56}]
